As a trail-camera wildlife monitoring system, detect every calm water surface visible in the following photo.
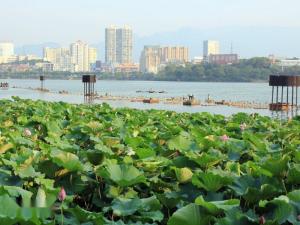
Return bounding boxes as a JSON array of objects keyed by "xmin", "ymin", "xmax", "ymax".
[{"xmin": 0, "ymin": 79, "xmax": 297, "ymax": 118}]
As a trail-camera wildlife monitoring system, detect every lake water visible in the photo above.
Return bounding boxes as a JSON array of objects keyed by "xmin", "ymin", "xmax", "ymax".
[{"xmin": 0, "ymin": 79, "xmax": 298, "ymax": 118}]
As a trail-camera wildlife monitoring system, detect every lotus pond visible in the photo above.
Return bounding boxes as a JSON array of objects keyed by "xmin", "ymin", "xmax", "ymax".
[{"xmin": 0, "ymin": 97, "xmax": 300, "ymax": 225}]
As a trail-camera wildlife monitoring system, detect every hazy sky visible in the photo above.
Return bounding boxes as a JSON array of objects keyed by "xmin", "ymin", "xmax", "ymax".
[{"xmin": 1, "ymin": 0, "xmax": 300, "ymax": 45}]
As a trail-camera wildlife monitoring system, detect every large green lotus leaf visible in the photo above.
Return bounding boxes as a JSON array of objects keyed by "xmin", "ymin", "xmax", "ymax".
[
  {"xmin": 265, "ymin": 196, "xmax": 294, "ymax": 224},
  {"xmin": 98, "ymin": 164, "xmax": 146, "ymax": 187},
  {"xmin": 156, "ymin": 192, "xmax": 182, "ymax": 209},
  {"xmin": 168, "ymin": 132, "xmax": 197, "ymax": 152},
  {"xmin": 261, "ymin": 155, "xmax": 289, "ymax": 177},
  {"xmin": 86, "ymin": 150, "xmax": 105, "ymax": 166},
  {"xmin": 215, "ymin": 208, "xmax": 258, "ymax": 225},
  {"xmin": 138, "ymin": 210, "xmax": 164, "ymax": 222},
  {"xmin": 242, "ymin": 132, "xmax": 269, "ymax": 153},
  {"xmin": 46, "ymin": 120, "xmax": 62, "ymax": 138},
  {"xmin": 135, "ymin": 148, "xmax": 156, "ymax": 159},
  {"xmin": 229, "ymin": 175, "xmax": 261, "ymax": 196},
  {"xmin": 68, "ymin": 206, "xmax": 105, "ymax": 225},
  {"xmin": 244, "ymin": 161, "xmax": 273, "ymax": 177},
  {"xmin": 287, "ymin": 164, "xmax": 300, "ymax": 184},
  {"xmin": 0, "ymin": 194, "xmax": 20, "ymax": 220},
  {"xmin": 0, "ymin": 186, "xmax": 32, "ymax": 207},
  {"xmin": 111, "ymin": 198, "xmax": 142, "ymax": 216},
  {"xmin": 192, "ymin": 172, "xmax": 233, "ymax": 192},
  {"xmin": 0, "ymin": 143, "xmax": 14, "ymax": 154},
  {"xmin": 287, "ymin": 190, "xmax": 300, "ymax": 211},
  {"xmin": 94, "ymin": 141, "xmax": 114, "ymax": 155},
  {"xmin": 167, "ymin": 203, "xmax": 213, "ymax": 225},
  {"xmin": 195, "ymin": 196, "xmax": 240, "ymax": 215},
  {"xmin": 140, "ymin": 196, "xmax": 162, "ymax": 211},
  {"xmin": 0, "ymin": 170, "xmax": 22, "ymax": 186},
  {"xmin": 14, "ymin": 164, "xmax": 42, "ymax": 179},
  {"xmin": 185, "ymin": 150, "xmax": 224, "ymax": 169},
  {"xmin": 50, "ymin": 148, "xmax": 83, "ymax": 172}
]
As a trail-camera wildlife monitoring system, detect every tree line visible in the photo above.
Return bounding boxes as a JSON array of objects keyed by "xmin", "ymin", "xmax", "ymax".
[{"xmin": 1, "ymin": 57, "xmax": 300, "ymax": 82}]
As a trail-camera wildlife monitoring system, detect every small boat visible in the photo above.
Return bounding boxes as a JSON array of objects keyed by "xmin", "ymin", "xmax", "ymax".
[{"xmin": 0, "ymin": 82, "xmax": 9, "ymax": 90}]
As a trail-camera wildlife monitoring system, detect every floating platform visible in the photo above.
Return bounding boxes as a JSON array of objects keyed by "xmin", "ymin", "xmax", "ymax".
[
  {"xmin": 143, "ymin": 98, "xmax": 160, "ymax": 104},
  {"xmin": 269, "ymin": 103, "xmax": 289, "ymax": 111},
  {"xmin": 183, "ymin": 99, "xmax": 200, "ymax": 106}
]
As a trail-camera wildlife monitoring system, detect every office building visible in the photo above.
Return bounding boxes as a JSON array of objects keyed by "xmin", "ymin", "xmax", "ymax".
[
  {"xmin": 105, "ymin": 25, "xmax": 133, "ymax": 65},
  {"xmin": 203, "ymin": 40, "xmax": 220, "ymax": 59},
  {"xmin": 0, "ymin": 42, "xmax": 14, "ymax": 57}
]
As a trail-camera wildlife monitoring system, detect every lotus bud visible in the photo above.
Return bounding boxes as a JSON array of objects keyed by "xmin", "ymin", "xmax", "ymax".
[
  {"xmin": 240, "ymin": 123, "xmax": 247, "ymax": 131},
  {"xmin": 58, "ymin": 187, "xmax": 66, "ymax": 201},
  {"xmin": 108, "ymin": 127, "xmax": 113, "ymax": 132},
  {"xmin": 23, "ymin": 128, "xmax": 32, "ymax": 137},
  {"xmin": 220, "ymin": 134, "xmax": 230, "ymax": 142},
  {"xmin": 259, "ymin": 216, "xmax": 266, "ymax": 224}
]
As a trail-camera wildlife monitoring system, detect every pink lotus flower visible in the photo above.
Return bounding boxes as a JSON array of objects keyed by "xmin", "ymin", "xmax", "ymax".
[
  {"xmin": 220, "ymin": 134, "xmax": 230, "ymax": 142},
  {"xmin": 240, "ymin": 123, "xmax": 247, "ymax": 131},
  {"xmin": 23, "ymin": 128, "xmax": 32, "ymax": 137},
  {"xmin": 58, "ymin": 187, "xmax": 66, "ymax": 201}
]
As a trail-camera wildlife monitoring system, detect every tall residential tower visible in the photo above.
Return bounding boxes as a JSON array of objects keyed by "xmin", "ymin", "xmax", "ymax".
[{"xmin": 105, "ymin": 25, "xmax": 133, "ymax": 65}]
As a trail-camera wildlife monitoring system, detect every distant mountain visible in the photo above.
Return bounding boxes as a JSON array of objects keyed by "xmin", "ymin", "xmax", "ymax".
[
  {"xmin": 15, "ymin": 27, "xmax": 300, "ymax": 62},
  {"xmin": 133, "ymin": 27, "xmax": 300, "ymax": 60},
  {"xmin": 15, "ymin": 42, "xmax": 61, "ymax": 57}
]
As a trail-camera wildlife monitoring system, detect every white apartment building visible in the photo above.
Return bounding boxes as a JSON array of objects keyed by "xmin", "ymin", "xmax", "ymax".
[
  {"xmin": 105, "ymin": 25, "xmax": 133, "ymax": 65},
  {"xmin": 140, "ymin": 46, "xmax": 161, "ymax": 74},
  {"xmin": 44, "ymin": 42, "xmax": 97, "ymax": 72},
  {"xmin": 0, "ymin": 42, "xmax": 14, "ymax": 57},
  {"xmin": 44, "ymin": 47, "xmax": 74, "ymax": 72},
  {"xmin": 70, "ymin": 40, "xmax": 90, "ymax": 72},
  {"xmin": 203, "ymin": 40, "xmax": 220, "ymax": 59},
  {"xmin": 140, "ymin": 45, "xmax": 190, "ymax": 74}
]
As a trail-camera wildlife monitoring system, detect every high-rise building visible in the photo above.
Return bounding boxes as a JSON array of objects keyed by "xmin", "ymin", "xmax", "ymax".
[
  {"xmin": 0, "ymin": 42, "xmax": 14, "ymax": 57},
  {"xmin": 159, "ymin": 46, "xmax": 189, "ymax": 63},
  {"xmin": 105, "ymin": 25, "xmax": 117, "ymax": 65},
  {"xmin": 70, "ymin": 40, "xmax": 89, "ymax": 72},
  {"xmin": 140, "ymin": 46, "xmax": 161, "ymax": 74},
  {"xmin": 116, "ymin": 26, "xmax": 133, "ymax": 64},
  {"xmin": 88, "ymin": 47, "xmax": 97, "ymax": 66},
  {"xmin": 203, "ymin": 40, "xmax": 220, "ymax": 59},
  {"xmin": 105, "ymin": 25, "xmax": 133, "ymax": 65}
]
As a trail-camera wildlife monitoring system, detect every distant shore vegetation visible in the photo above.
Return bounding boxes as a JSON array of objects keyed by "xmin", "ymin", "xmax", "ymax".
[{"xmin": 1, "ymin": 57, "xmax": 300, "ymax": 82}]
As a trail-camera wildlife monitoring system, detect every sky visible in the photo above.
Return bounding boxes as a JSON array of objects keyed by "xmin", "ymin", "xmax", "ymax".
[
  {"xmin": 1, "ymin": 0, "xmax": 300, "ymax": 59},
  {"xmin": 1, "ymin": 0, "xmax": 300, "ymax": 45}
]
